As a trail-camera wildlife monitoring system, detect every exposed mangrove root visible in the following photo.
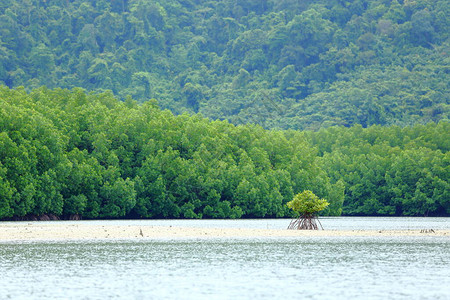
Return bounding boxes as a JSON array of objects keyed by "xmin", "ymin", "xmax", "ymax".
[
  {"xmin": 12, "ymin": 214, "xmax": 60, "ymax": 221},
  {"xmin": 288, "ymin": 214, "xmax": 324, "ymax": 230},
  {"xmin": 420, "ymin": 229, "xmax": 435, "ymax": 233},
  {"xmin": 69, "ymin": 214, "xmax": 81, "ymax": 220}
]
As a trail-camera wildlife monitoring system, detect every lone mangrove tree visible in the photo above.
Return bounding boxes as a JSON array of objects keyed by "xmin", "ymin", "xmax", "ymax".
[{"xmin": 287, "ymin": 191, "xmax": 329, "ymax": 230}]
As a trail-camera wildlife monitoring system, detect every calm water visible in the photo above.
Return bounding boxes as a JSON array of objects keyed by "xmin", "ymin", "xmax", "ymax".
[
  {"xmin": 8, "ymin": 216, "xmax": 448, "ymax": 230},
  {"xmin": 1, "ymin": 218, "xmax": 449, "ymax": 299}
]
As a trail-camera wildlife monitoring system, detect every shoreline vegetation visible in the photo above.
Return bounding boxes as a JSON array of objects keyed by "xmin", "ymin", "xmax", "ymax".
[
  {"xmin": 0, "ymin": 223, "xmax": 448, "ymax": 241},
  {"xmin": 0, "ymin": 1, "xmax": 448, "ymax": 222},
  {"xmin": 1, "ymin": 0, "xmax": 449, "ymax": 222},
  {"xmin": 1, "ymin": 87, "xmax": 448, "ymax": 221}
]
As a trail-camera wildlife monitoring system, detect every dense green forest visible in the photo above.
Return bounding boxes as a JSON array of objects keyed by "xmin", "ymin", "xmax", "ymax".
[
  {"xmin": 0, "ymin": 1, "xmax": 448, "ymax": 219},
  {"xmin": 0, "ymin": 0, "xmax": 448, "ymax": 129},
  {"xmin": 0, "ymin": 87, "xmax": 448, "ymax": 219}
]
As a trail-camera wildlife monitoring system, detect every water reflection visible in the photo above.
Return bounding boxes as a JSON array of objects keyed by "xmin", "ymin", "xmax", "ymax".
[
  {"xmin": 1, "ymin": 237, "xmax": 449, "ymax": 299},
  {"xmin": 3, "ymin": 216, "xmax": 448, "ymax": 231}
]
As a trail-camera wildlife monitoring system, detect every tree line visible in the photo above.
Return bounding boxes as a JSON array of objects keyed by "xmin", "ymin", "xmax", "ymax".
[
  {"xmin": 307, "ymin": 123, "xmax": 449, "ymax": 216},
  {"xmin": 0, "ymin": 0, "xmax": 448, "ymax": 130},
  {"xmin": 0, "ymin": 87, "xmax": 448, "ymax": 219}
]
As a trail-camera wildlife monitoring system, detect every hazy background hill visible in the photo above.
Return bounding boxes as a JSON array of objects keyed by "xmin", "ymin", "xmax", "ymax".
[{"xmin": 1, "ymin": 0, "xmax": 448, "ymax": 130}]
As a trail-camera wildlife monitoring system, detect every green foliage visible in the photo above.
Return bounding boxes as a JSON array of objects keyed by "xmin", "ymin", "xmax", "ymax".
[
  {"xmin": 0, "ymin": 0, "xmax": 448, "ymax": 129},
  {"xmin": 0, "ymin": 87, "xmax": 448, "ymax": 219},
  {"xmin": 1, "ymin": 0, "xmax": 449, "ymax": 220},
  {"xmin": 308, "ymin": 123, "xmax": 450, "ymax": 216},
  {"xmin": 0, "ymin": 86, "xmax": 336, "ymax": 219},
  {"xmin": 287, "ymin": 191, "xmax": 329, "ymax": 216}
]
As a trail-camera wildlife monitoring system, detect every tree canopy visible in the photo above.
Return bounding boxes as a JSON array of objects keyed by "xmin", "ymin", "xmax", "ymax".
[
  {"xmin": 287, "ymin": 191, "xmax": 329, "ymax": 216},
  {"xmin": 0, "ymin": 0, "xmax": 448, "ymax": 220},
  {"xmin": 0, "ymin": 0, "xmax": 448, "ymax": 130},
  {"xmin": 0, "ymin": 87, "xmax": 448, "ymax": 220}
]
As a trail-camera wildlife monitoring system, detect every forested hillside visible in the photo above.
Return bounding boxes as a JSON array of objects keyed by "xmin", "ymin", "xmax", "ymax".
[
  {"xmin": 0, "ymin": 87, "xmax": 448, "ymax": 219},
  {"xmin": 0, "ymin": 1, "xmax": 448, "ymax": 219},
  {"xmin": 0, "ymin": 0, "xmax": 448, "ymax": 129}
]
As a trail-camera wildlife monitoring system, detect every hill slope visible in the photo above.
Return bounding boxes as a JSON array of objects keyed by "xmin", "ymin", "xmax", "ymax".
[{"xmin": 0, "ymin": 0, "xmax": 448, "ymax": 129}]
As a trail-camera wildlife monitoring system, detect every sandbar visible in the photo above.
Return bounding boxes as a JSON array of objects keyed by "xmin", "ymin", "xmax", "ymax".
[{"xmin": 0, "ymin": 223, "xmax": 448, "ymax": 241}]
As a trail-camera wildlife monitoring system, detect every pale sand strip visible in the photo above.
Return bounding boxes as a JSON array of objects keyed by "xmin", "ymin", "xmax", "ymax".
[{"xmin": 0, "ymin": 223, "xmax": 448, "ymax": 241}]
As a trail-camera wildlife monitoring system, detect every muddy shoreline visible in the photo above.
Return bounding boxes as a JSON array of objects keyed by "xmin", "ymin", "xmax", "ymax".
[{"xmin": 0, "ymin": 223, "xmax": 448, "ymax": 241}]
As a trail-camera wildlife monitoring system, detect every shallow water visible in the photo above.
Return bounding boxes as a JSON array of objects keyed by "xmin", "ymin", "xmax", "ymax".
[
  {"xmin": 5, "ymin": 216, "xmax": 449, "ymax": 230},
  {"xmin": 1, "ymin": 218, "xmax": 449, "ymax": 299}
]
